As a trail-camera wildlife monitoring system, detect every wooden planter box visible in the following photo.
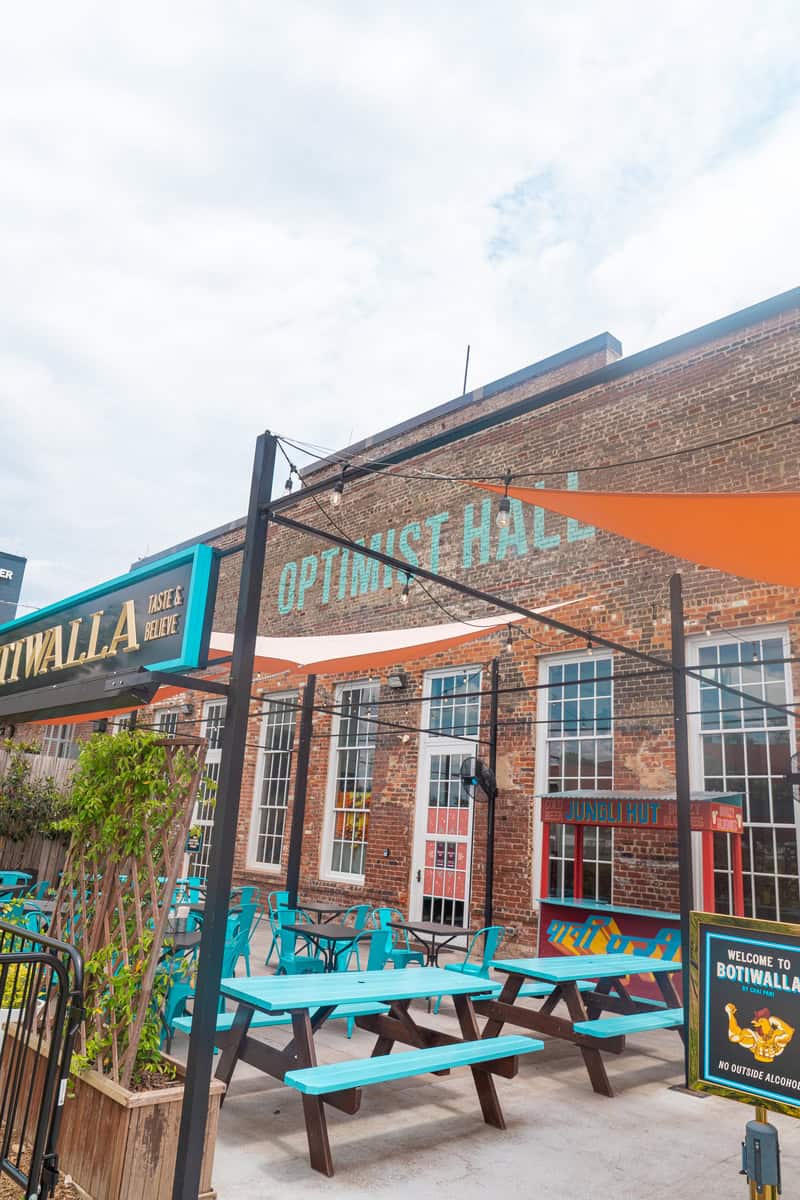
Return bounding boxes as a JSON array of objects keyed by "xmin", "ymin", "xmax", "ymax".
[{"xmin": 2, "ymin": 1035, "xmax": 224, "ymax": 1200}]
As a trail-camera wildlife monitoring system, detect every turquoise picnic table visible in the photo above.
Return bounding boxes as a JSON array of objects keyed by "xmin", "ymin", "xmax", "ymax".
[
  {"xmin": 215, "ymin": 967, "xmax": 543, "ymax": 1175},
  {"xmin": 474, "ymin": 953, "xmax": 684, "ymax": 1098}
]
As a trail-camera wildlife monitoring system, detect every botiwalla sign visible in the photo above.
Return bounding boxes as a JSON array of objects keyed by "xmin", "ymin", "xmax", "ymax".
[{"xmin": 0, "ymin": 545, "xmax": 217, "ymax": 711}]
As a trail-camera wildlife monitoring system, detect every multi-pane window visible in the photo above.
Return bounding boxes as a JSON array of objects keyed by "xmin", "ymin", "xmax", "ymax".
[
  {"xmin": 545, "ymin": 657, "xmax": 613, "ymax": 902},
  {"xmin": 253, "ymin": 697, "xmax": 296, "ymax": 867},
  {"xmin": 155, "ymin": 709, "xmax": 180, "ymax": 738},
  {"xmin": 110, "ymin": 713, "xmax": 134, "ymax": 734},
  {"xmin": 191, "ymin": 701, "xmax": 226, "ymax": 878},
  {"xmin": 328, "ymin": 683, "xmax": 378, "ymax": 877},
  {"xmin": 39, "ymin": 724, "xmax": 76, "ymax": 759},
  {"xmin": 696, "ymin": 635, "xmax": 798, "ymax": 922},
  {"xmin": 428, "ymin": 671, "xmax": 481, "ymax": 738}
]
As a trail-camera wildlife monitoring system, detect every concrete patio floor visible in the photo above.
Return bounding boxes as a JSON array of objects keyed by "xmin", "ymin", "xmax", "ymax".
[{"xmin": 177, "ymin": 923, "xmax": 799, "ymax": 1200}]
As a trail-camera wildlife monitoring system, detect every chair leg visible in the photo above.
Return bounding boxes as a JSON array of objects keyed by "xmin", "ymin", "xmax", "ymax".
[
  {"xmin": 433, "ymin": 995, "xmax": 442, "ymax": 1015},
  {"xmin": 347, "ymin": 1017, "xmax": 355, "ymax": 1038},
  {"xmin": 265, "ymin": 932, "xmax": 277, "ymax": 966}
]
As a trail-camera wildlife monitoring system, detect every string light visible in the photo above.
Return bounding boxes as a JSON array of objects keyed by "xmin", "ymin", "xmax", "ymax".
[
  {"xmin": 401, "ymin": 578, "xmax": 411, "ymax": 605},
  {"xmin": 284, "ymin": 474, "xmax": 294, "ymax": 493},
  {"xmin": 504, "ymin": 625, "xmax": 514, "ymax": 654},
  {"xmin": 586, "ymin": 635, "xmax": 594, "ymax": 655},
  {"xmin": 331, "ymin": 467, "xmax": 346, "ymax": 509},
  {"xmin": 495, "ymin": 468, "xmax": 513, "ymax": 529}
]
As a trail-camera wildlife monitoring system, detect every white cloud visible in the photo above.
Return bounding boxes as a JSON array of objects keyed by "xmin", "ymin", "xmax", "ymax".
[{"xmin": 1, "ymin": 0, "xmax": 799, "ymax": 607}]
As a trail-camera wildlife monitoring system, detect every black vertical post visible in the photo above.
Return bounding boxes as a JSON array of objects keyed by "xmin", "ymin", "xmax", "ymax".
[
  {"xmin": 485, "ymin": 658, "xmax": 499, "ymax": 928},
  {"xmin": 172, "ymin": 431, "xmax": 276, "ymax": 1200},
  {"xmin": 285, "ymin": 674, "xmax": 317, "ymax": 908},
  {"xmin": 670, "ymin": 572, "xmax": 693, "ymax": 1088}
]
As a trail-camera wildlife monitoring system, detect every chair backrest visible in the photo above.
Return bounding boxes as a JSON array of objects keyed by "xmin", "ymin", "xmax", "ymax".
[
  {"xmin": 232, "ymin": 885, "xmax": 259, "ymax": 907},
  {"xmin": 0, "ymin": 872, "xmax": 31, "ymax": 888},
  {"xmin": 372, "ymin": 907, "xmax": 411, "ymax": 947},
  {"xmin": 268, "ymin": 890, "xmax": 290, "ymax": 919},
  {"xmin": 221, "ymin": 912, "xmax": 243, "ymax": 977},
  {"xmin": 277, "ymin": 907, "xmax": 305, "ymax": 956},
  {"xmin": 462, "ymin": 925, "xmax": 506, "ymax": 975},
  {"xmin": 29, "ymin": 881, "xmax": 51, "ymax": 900},
  {"xmin": 336, "ymin": 928, "xmax": 392, "ymax": 972},
  {"xmin": 235, "ymin": 902, "xmax": 263, "ymax": 944},
  {"xmin": 340, "ymin": 904, "xmax": 371, "ymax": 930}
]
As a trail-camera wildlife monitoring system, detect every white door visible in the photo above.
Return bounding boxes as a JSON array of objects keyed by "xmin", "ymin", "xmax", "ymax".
[
  {"xmin": 409, "ymin": 668, "xmax": 482, "ymax": 926},
  {"xmin": 189, "ymin": 699, "xmax": 226, "ymax": 879}
]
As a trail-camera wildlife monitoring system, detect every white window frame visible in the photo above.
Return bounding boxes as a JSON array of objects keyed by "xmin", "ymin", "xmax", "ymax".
[
  {"xmin": 408, "ymin": 664, "xmax": 482, "ymax": 925},
  {"xmin": 533, "ymin": 649, "xmax": 614, "ymax": 909},
  {"xmin": 189, "ymin": 698, "xmax": 227, "ymax": 879},
  {"xmin": 320, "ymin": 679, "xmax": 379, "ymax": 885},
  {"xmin": 687, "ymin": 623, "xmax": 798, "ymax": 919},
  {"xmin": 38, "ymin": 724, "xmax": 76, "ymax": 759},
  {"xmin": 155, "ymin": 708, "xmax": 180, "ymax": 738},
  {"xmin": 247, "ymin": 691, "xmax": 297, "ymax": 874}
]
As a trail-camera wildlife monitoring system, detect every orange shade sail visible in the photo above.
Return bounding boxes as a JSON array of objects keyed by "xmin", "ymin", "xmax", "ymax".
[{"xmin": 473, "ymin": 483, "xmax": 800, "ymax": 588}]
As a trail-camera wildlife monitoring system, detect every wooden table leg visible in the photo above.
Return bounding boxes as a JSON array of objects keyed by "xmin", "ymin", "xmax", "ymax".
[
  {"xmin": 481, "ymin": 972, "xmax": 523, "ymax": 1038},
  {"xmin": 215, "ymin": 1003, "xmax": 254, "ymax": 1101},
  {"xmin": 560, "ymin": 981, "xmax": 615, "ymax": 1098},
  {"xmin": 291, "ymin": 1009, "xmax": 335, "ymax": 1177},
  {"xmin": 655, "ymin": 972, "xmax": 686, "ymax": 1043},
  {"xmin": 454, "ymin": 994, "xmax": 505, "ymax": 1129}
]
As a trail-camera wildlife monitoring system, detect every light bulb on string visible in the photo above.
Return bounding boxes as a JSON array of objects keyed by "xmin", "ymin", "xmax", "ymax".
[
  {"xmin": 284, "ymin": 475, "xmax": 293, "ymax": 493},
  {"xmin": 400, "ymin": 578, "xmax": 411, "ymax": 606},
  {"xmin": 496, "ymin": 468, "xmax": 513, "ymax": 529},
  {"xmin": 331, "ymin": 468, "xmax": 346, "ymax": 509},
  {"xmin": 504, "ymin": 626, "xmax": 514, "ymax": 654},
  {"xmin": 586, "ymin": 635, "xmax": 594, "ymax": 656}
]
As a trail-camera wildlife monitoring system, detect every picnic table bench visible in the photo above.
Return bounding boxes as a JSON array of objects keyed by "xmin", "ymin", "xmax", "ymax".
[
  {"xmin": 474, "ymin": 953, "xmax": 683, "ymax": 1097},
  {"xmin": 216, "ymin": 967, "xmax": 543, "ymax": 1175}
]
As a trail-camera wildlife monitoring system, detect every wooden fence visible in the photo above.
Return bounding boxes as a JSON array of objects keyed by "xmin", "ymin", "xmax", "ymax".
[{"xmin": 0, "ymin": 747, "xmax": 73, "ymax": 883}]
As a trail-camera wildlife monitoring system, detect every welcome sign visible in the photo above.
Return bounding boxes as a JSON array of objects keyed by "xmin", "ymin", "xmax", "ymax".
[
  {"xmin": 0, "ymin": 545, "xmax": 217, "ymax": 719},
  {"xmin": 690, "ymin": 911, "xmax": 800, "ymax": 1116}
]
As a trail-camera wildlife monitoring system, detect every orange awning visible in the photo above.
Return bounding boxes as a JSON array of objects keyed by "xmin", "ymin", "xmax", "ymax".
[{"xmin": 473, "ymin": 483, "xmax": 800, "ymax": 587}]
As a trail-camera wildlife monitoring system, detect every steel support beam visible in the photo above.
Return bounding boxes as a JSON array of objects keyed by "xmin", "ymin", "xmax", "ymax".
[{"xmin": 172, "ymin": 431, "xmax": 276, "ymax": 1200}]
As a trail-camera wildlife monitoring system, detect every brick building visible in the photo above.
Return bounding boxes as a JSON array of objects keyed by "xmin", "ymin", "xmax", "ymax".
[{"xmin": 28, "ymin": 286, "xmax": 800, "ymax": 952}]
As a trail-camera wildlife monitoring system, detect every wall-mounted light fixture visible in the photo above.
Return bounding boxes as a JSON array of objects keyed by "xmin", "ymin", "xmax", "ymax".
[
  {"xmin": 180, "ymin": 702, "xmax": 194, "ymax": 717},
  {"xmin": 92, "ymin": 718, "xmax": 109, "ymax": 734},
  {"xmin": 387, "ymin": 669, "xmax": 408, "ymax": 690}
]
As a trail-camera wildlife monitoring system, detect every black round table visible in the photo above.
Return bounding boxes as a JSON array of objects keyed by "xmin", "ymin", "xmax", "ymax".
[
  {"xmin": 283, "ymin": 922, "xmax": 363, "ymax": 971},
  {"xmin": 389, "ymin": 920, "xmax": 474, "ymax": 966}
]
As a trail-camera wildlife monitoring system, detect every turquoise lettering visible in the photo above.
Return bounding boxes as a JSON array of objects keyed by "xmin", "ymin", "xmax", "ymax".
[
  {"xmin": 425, "ymin": 512, "xmax": 449, "ymax": 574},
  {"xmin": 337, "ymin": 548, "xmax": 350, "ymax": 600},
  {"xmin": 382, "ymin": 529, "xmax": 396, "ymax": 588},
  {"xmin": 496, "ymin": 497, "xmax": 528, "ymax": 561},
  {"xmin": 534, "ymin": 481, "xmax": 560, "ymax": 550},
  {"xmin": 566, "ymin": 471, "xmax": 595, "ymax": 542},
  {"xmin": 398, "ymin": 522, "xmax": 421, "ymax": 569},
  {"xmin": 297, "ymin": 554, "xmax": 318, "ymax": 609},
  {"xmin": 277, "ymin": 562, "xmax": 297, "ymax": 614},
  {"xmin": 320, "ymin": 547, "xmax": 338, "ymax": 605},
  {"xmin": 351, "ymin": 534, "xmax": 383, "ymax": 597},
  {"xmin": 462, "ymin": 500, "xmax": 491, "ymax": 567}
]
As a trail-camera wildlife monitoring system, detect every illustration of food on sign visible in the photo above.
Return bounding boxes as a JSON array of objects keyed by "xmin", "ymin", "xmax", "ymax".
[{"xmin": 725, "ymin": 1003, "xmax": 795, "ymax": 1063}]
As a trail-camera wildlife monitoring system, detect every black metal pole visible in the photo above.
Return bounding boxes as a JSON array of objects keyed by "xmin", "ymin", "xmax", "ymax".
[
  {"xmin": 285, "ymin": 674, "xmax": 317, "ymax": 908},
  {"xmin": 172, "ymin": 432, "xmax": 276, "ymax": 1200},
  {"xmin": 485, "ymin": 658, "xmax": 499, "ymax": 928},
  {"xmin": 669, "ymin": 572, "xmax": 693, "ymax": 1088}
]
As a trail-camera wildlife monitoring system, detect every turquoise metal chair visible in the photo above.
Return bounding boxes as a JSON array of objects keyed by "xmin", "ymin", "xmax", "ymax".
[
  {"xmin": 0, "ymin": 872, "xmax": 32, "ymax": 901},
  {"xmin": 334, "ymin": 904, "xmax": 372, "ymax": 970},
  {"xmin": 231, "ymin": 885, "xmax": 260, "ymax": 907},
  {"xmin": 161, "ymin": 912, "xmax": 241, "ymax": 1047},
  {"xmin": 337, "ymin": 929, "xmax": 393, "ymax": 1036},
  {"xmin": 231, "ymin": 902, "xmax": 263, "ymax": 976},
  {"xmin": 275, "ymin": 908, "xmax": 325, "ymax": 976},
  {"xmin": 265, "ymin": 890, "xmax": 290, "ymax": 965},
  {"xmin": 26, "ymin": 881, "xmax": 52, "ymax": 900},
  {"xmin": 372, "ymin": 907, "xmax": 425, "ymax": 969},
  {"xmin": 433, "ymin": 925, "xmax": 506, "ymax": 1013}
]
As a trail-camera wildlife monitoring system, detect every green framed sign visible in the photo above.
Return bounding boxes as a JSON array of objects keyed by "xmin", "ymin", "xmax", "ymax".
[
  {"xmin": 0, "ymin": 545, "xmax": 218, "ymax": 721},
  {"xmin": 690, "ymin": 910, "xmax": 800, "ymax": 1117}
]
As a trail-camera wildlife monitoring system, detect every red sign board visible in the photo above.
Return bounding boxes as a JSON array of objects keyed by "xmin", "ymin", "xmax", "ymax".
[{"xmin": 541, "ymin": 795, "xmax": 742, "ymax": 833}]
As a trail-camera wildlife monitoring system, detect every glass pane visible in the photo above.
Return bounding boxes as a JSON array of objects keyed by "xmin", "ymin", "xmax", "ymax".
[{"xmin": 779, "ymin": 875, "xmax": 800, "ymax": 923}]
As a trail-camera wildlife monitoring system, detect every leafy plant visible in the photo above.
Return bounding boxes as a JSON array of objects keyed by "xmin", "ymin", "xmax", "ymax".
[
  {"xmin": 0, "ymin": 739, "xmax": 69, "ymax": 842},
  {"xmin": 1, "ymin": 963, "xmax": 29, "ymax": 1008},
  {"xmin": 52, "ymin": 730, "xmax": 205, "ymax": 1088}
]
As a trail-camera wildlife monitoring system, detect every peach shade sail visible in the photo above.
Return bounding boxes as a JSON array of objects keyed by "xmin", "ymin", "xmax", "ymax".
[
  {"xmin": 474, "ymin": 482, "xmax": 800, "ymax": 588},
  {"xmin": 45, "ymin": 597, "xmax": 588, "ymax": 726}
]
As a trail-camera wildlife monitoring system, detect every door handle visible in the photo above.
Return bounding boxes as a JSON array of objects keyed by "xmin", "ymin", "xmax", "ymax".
[{"xmin": 416, "ymin": 869, "xmax": 422, "ymax": 882}]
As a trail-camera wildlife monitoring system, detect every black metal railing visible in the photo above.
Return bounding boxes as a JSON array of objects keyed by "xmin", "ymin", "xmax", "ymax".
[{"xmin": 0, "ymin": 919, "xmax": 83, "ymax": 1199}]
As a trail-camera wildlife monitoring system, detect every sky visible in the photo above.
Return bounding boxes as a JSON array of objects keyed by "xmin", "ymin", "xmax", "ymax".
[{"xmin": 2, "ymin": 1, "xmax": 799, "ymax": 612}]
